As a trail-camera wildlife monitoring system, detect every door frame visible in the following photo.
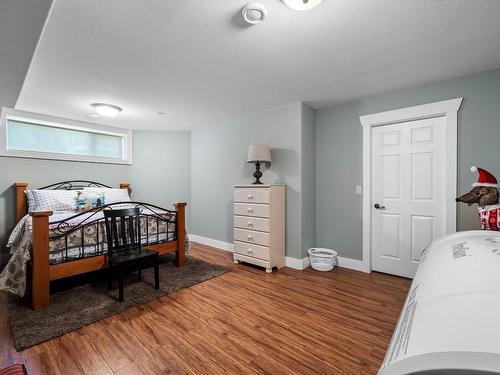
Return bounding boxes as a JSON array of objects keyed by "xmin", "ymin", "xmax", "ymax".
[{"xmin": 359, "ymin": 98, "xmax": 463, "ymax": 273}]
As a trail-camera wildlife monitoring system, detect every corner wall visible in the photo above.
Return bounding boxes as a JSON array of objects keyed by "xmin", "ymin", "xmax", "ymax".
[
  {"xmin": 301, "ymin": 104, "xmax": 316, "ymax": 258},
  {"xmin": 316, "ymin": 68, "xmax": 500, "ymax": 261},
  {"xmin": 128, "ymin": 131, "xmax": 191, "ymax": 225},
  {"xmin": 190, "ymin": 102, "xmax": 315, "ymax": 260}
]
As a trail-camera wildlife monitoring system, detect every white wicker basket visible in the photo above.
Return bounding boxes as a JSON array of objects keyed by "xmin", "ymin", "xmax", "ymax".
[{"xmin": 308, "ymin": 248, "xmax": 338, "ymax": 272}]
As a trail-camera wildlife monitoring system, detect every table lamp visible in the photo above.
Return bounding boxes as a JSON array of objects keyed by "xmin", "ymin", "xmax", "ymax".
[{"xmin": 247, "ymin": 144, "xmax": 272, "ymax": 184}]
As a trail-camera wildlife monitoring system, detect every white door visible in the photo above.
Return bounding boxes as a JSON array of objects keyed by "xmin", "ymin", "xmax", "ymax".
[{"xmin": 371, "ymin": 116, "xmax": 446, "ymax": 278}]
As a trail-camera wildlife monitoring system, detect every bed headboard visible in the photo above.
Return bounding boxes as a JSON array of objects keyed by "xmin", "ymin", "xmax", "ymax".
[{"xmin": 14, "ymin": 181, "xmax": 131, "ymax": 223}]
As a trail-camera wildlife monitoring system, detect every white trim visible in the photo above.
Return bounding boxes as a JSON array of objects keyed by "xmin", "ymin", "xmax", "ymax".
[
  {"xmin": 189, "ymin": 234, "xmax": 370, "ymax": 272},
  {"xmin": 359, "ymin": 98, "xmax": 463, "ymax": 274},
  {"xmin": 337, "ymin": 256, "xmax": 370, "ymax": 273},
  {"xmin": 188, "ymin": 234, "xmax": 234, "ymax": 252},
  {"xmin": 189, "ymin": 234, "xmax": 311, "ymax": 270},
  {"xmin": 0, "ymin": 107, "xmax": 133, "ymax": 165},
  {"xmin": 285, "ymin": 256, "xmax": 310, "ymax": 270},
  {"xmin": 472, "ymin": 183, "xmax": 498, "ymax": 188}
]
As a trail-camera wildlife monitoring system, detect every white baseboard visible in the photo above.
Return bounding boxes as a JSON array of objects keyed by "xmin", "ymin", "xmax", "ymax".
[
  {"xmin": 285, "ymin": 256, "xmax": 310, "ymax": 270},
  {"xmin": 189, "ymin": 234, "xmax": 309, "ymax": 270},
  {"xmin": 285, "ymin": 256, "xmax": 369, "ymax": 272},
  {"xmin": 188, "ymin": 234, "xmax": 369, "ymax": 273},
  {"xmin": 337, "ymin": 256, "xmax": 370, "ymax": 273},
  {"xmin": 188, "ymin": 234, "xmax": 233, "ymax": 252}
]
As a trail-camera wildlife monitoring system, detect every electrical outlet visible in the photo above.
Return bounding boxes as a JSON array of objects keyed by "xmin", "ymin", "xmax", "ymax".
[{"xmin": 355, "ymin": 185, "xmax": 362, "ymax": 195}]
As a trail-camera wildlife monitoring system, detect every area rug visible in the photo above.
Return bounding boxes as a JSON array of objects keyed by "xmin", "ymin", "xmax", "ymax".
[{"xmin": 8, "ymin": 254, "xmax": 228, "ymax": 351}]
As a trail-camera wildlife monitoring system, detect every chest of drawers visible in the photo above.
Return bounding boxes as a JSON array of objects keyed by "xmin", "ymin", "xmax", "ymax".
[{"xmin": 233, "ymin": 184, "xmax": 285, "ymax": 272}]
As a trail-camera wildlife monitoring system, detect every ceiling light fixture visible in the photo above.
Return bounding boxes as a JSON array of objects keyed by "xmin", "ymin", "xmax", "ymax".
[
  {"xmin": 242, "ymin": 3, "xmax": 267, "ymax": 25},
  {"xmin": 281, "ymin": 0, "xmax": 323, "ymax": 11},
  {"xmin": 91, "ymin": 103, "xmax": 122, "ymax": 118}
]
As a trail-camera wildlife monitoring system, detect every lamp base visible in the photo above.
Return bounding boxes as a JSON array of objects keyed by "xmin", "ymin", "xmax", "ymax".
[{"xmin": 252, "ymin": 161, "xmax": 263, "ymax": 184}]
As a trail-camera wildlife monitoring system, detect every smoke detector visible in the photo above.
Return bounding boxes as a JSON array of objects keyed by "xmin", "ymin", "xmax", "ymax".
[
  {"xmin": 242, "ymin": 3, "xmax": 267, "ymax": 25},
  {"xmin": 281, "ymin": 0, "xmax": 323, "ymax": 11}
]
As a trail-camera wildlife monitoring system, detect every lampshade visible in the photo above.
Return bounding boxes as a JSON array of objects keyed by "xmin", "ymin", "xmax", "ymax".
[{"xmin": 247, "ymin": 144, "xmax": 271, "ymax": 163}]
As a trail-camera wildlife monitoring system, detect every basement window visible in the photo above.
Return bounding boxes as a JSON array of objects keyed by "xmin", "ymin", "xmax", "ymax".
[{"xmin": 0, "ymin": 108, "xmax": 132, "ymax": 164}]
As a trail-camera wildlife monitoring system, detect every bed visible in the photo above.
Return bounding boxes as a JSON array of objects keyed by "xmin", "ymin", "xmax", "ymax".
[
  {"xmin": 0, "ymin": 181, "xmax": 187, "ymax": 310},
  {"xmin": 379, "ymin": 230, "xmax": 500, "ymax": 375}
]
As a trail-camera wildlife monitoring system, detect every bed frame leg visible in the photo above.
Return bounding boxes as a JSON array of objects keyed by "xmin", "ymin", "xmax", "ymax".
[
  {"xmin": 30, "ymin": 210, "xmax": 53, "ymax": 310},
  {"xmin": 174, "ymin": 203, "xmax": 186, "ymax": 267}
]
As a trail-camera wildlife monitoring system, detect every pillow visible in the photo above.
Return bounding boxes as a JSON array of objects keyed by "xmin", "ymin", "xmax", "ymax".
[
  {"xmin": 25, "ymin": 189, "xmax": 78, "ymax": 212},
  {"xmin": 25, "ymin": 190, "xmax": 36, "ymax": 212},
  {"xmin": 478, "ymin": 205, "xmax": 500, "ymax": 231},
  {"xmin": 76, "ymin": 190, "xmax": 106, "ymax": 212},
  {"xmin": 83, "ymin": 187, "xmax": 131, "ymax": 204}
]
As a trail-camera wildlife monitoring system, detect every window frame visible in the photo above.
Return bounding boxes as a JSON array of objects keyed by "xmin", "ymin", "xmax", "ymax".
[{"xmin": 0, "ymin": 107, "xmax": 133, "ymax": 165}]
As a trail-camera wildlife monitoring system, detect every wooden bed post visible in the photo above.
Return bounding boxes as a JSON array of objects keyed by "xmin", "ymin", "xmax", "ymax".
[
  {"xmin": 30, "ymin": 210, "xmax": 53, "ymax": 310},
  {"xmin": 15, "ymin": 183, "xmax": 28, "ymax": 223},
  {"xmin": 120, "ymin": 183, "xmax": 131, "ymax": 194},
  {"xmin": 174, "ymin": 203, "xmax": 187, "ymax": 267}
]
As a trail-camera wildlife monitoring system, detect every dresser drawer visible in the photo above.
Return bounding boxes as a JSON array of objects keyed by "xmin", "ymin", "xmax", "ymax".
[
  {"xmin": 234, "ymin": 188, "xmax": 270, "ymax": 204},
  {"xmin": 234, "ymin": 241, "xmax": 270, "ymax": 260},
  {"xmin": 234, "ymin": 228, "xmax": 269, "ymax": 247},
  {"xmin": 234, "ymin": 203, "xmax": 269, "ymax": 218},
  {"xmin": 234, "ymin": 215, "xmax": 269, "ymax": 232}
]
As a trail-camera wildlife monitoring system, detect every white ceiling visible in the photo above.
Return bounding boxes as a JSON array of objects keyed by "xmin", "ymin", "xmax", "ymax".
[{"xmin": 16, "ymin": 0, "xmax": 500, "ymax": 130}]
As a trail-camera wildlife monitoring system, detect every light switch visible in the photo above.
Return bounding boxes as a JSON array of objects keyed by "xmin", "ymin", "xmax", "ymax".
[{"xmin": 355, "ymin": 185, "xmax": 362, "ymax": 195}]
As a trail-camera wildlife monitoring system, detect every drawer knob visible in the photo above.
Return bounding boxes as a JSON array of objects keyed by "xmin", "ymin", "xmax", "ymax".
[
  {"xmin": 247, "ymin": 249, "xmax": 254, "ymax": 255},
  {"xmin": 247, "ymin": 208, "xmax": 253, "ymax": 213},
  {"xmin": 247, "ymin": 235, "xmax": 253, "ymax": 241},
  {"xmin": 247, "ymin": 221, "xmax": 253, "ymax": 227},
  {"xmin": 247, "ymin": 194, "xmax": 253, "ymax": 200}
]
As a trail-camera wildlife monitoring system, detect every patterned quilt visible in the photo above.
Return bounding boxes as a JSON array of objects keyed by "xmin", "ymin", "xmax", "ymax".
[{"xmin": 0, "ymin": 209, "xmax": 188, "ymax": 297}]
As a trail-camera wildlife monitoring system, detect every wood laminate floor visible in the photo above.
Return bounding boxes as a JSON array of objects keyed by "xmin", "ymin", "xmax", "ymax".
[{"xmin": 1, "ymin": 243, "xmax": 410, "ymax": 374}]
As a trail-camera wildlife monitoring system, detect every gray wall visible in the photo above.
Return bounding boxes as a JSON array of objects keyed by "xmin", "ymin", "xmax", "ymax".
[
  {"xmin": 0, "ymin": 130, "xmax": 191, "ymax": 251},
  {"xmin": 316, "ymin": 68, "xmax": 500, "ymax": 260},
  {"xmin": 301, "ymin": 104, "xmax": 316, "ymax": 258},
  {"xmin": 0, "ymin": 157, "xmax": 127, "ymax": 250},
  {"xmin": 129, "ymin": 131, "xmax": 191, "ymax": 224},
  {"xmin": 191, "ymin": 103, "xmax": 309, "ymax": 259}
]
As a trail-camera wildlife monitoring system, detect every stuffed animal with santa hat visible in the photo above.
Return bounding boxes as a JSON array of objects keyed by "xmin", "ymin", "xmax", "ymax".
[{"xmin": 456, "ymin": 166, "xmax": 500, "ymax": 230}]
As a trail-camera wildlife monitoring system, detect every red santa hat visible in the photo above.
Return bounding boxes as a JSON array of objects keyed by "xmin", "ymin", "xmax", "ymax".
[{"xmin": 471, "ymin": 166, "xmax": 498, "ymax": 188}]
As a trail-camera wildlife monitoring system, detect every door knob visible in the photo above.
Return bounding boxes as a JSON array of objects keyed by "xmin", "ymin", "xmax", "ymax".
[{"xmin": 374, "ymin": 203, "xmax": 386, "ymax": 210}]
